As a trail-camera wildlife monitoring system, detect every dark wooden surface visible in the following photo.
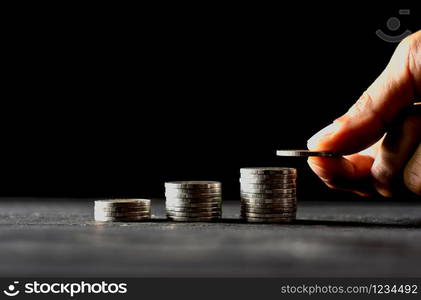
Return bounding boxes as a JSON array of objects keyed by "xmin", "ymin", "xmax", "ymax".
[{"xmin": 0, "ymin": 199, "xmax": 420, "ymax": 277}]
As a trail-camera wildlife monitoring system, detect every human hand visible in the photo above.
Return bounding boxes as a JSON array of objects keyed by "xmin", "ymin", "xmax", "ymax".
[{"xmin": 307, "ymin": 30, "xmax": 421, "ymax": 197}]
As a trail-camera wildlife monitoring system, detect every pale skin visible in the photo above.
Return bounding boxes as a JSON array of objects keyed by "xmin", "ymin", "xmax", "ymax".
[{"xmin": 307, "ymin": 30, "xmax": 421, "ymax": 197}]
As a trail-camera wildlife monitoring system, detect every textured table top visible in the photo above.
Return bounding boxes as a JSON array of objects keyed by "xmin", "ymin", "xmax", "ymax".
[{"xmin": 0, "ymin": 199, "xmax": 420, "ymax": 277}]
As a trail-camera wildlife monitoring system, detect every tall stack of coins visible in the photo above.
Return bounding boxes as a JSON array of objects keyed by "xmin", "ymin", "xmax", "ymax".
[
  {"xmin": 165, "ymin": 181, "xmax": 222, "ymax": 222},
  {"xmin": 94, "ymin": 199, "xmax": 151, "ymax": 222},
  {"xmin": 240, "ymin": 168, "xmax": 297, "ymax": 223}
]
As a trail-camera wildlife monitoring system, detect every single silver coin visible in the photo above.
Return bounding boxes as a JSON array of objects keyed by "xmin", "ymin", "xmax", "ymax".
[
  {"xmin": 240, "ymin": 194, "xmax": 296, "ymax": 201},
  {"xmin": 166, "ymin": 199, "xmax": 222, "ymax": 205},
  {"xmin": 95, "ymin": 199, "xmax": 151, "ymax": 209},
  {"xmin": 242, "ymin": 204, "xmax": 297, "ymax": 210},
  {"xmin": 166, "ymin": 207, "xmax": 221, "ymax": 213},
  {"xmin": 241, "ymin": 207, "xmax": 297, "ymax": 213},
  {"xmin": 240, "ymin": 187, "xmax": 297, "ymax": 194},
  {"xmin": 164, "ymin": 191, "xmax": 221, "ymax": 198},
  {"xmin": 240, "ymin": 182, "xmax": 296, "ymax": 190},
  {"xmin": 166, "ymin": 203, "xmax": 221, "ymax": 209},
  {"xmin": 240, "ymin": 202, "xmax": 295, "ymax": 208},
  {"xmin": 95, "ymin": 210, "xmax": 150, "ymax": 217},
  {"xmin": 239, "ymin": 177, "xmax": 296, "ymax": 184},
  {"xmin": 240, "ymin": 167, "xmax": 297, "ymax": 175},
  {"xmin": 165, "ymin": 185, "xmax": 222, "ymax": 191},
  {"xmin": 96, "ymin": 206, "xmax": 151, "ymax": 212},
  {"xmin": 240, "ymin": 173, "xmax": 297, "ymax": 179},
  {"xmin": 241, "ymin": 201, "xmax": 296, "ymax": 207},
  {"xmin": 95, "ymin": 205, "xmax": 151, "ymax": 211},
  {"xmin": 165, "ymin": 196, "xmax": 222, "ymax": 203},
  {"xmin": 241, "ymin": 204, "xmax": 296, "ymax": 209},
  {"xmin": 241, "ymin": 197, "xmax": 296, "ymax": 203},
  {"xmin": 95, "ymin": 199, "xmax": 151, "ymax": 205},
  {"xmin": 165, "ymin": 181, "xmax": 221, "ymax": 189},
  {"xmin": 167, "ymin": 216, "xmax": 220, "ymax": 222},
  {"xmin": 276, "ymin": 150, "xmax": 341, "ymax": 157},
  {"xmin": 95, "ymin": 211, "xmax": 150, "ymax": 217},
  {"xmin": 165, "ymin": 189, "xmax": 222, "ymax": 198},
  {"xmin": 165, "ymin": 201, "xmax": 222, "ymax": 207},
  {"xmin": 166, "ymin": 211, "xmax": 221, "ymax": 217},
  {"xmin": 240, "ymin": 189, "xmax": 297, "ymax": 199}
]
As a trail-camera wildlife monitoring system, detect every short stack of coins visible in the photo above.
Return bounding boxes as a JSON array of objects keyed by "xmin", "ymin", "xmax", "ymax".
[
  {"xmin": 240, "ymin": 167, "xmax": 297, "ymax": 223},
  {"xmin": 165, "ymin": 181, "xmax": 222, "ymax": 222},
  {"xmin": 94, "ymin": 199, "xmax": 151, "ymax": 222}
]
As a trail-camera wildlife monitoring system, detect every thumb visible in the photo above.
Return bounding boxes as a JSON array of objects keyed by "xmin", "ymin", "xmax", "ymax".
[{"xmin": 308, "ymin": 30, "xmax": 421, "ymax": 154}]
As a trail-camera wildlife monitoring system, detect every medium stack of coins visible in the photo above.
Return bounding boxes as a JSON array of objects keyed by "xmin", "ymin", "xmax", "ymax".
[
  {"xmin": 165, "ymin": 181, "xmax": 222, "ymax": 222},
  {"xmin": 94, "ymin": 199, "xmax": 151, "ymax": 222},
  {"xmin": 240, "ymin": 168, "xmax": 297, "ymax": 223}
]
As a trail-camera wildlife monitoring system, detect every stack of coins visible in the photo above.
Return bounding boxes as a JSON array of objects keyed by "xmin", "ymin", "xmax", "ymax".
[
  {"xmin": 165, "ymin": 181, "xmax": 222, "ymax": 222},
  {"xmin": 240, "ymin": 168, "xmax": 297, "ymax": 223},
  {"xmin": 94, "ymin": 199, "xmax": 151, "ymax": 222}
]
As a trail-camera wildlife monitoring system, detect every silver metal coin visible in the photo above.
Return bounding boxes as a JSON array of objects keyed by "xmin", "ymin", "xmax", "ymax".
[
  {"xmin": 95, "ymin": 199, "xmax": 151, "ymax": 205},
  {"xmin": 166, "ymin": 207, "xmax": 221, "ymax": 213},
  {"xmin": 240, "ymin": 168, "xmax": 297, "ymax": 175},
  {"xmin": 240, "ymin": 187, "xmax": 296, "ymax": 194},
  {"xmin": 240, "ymin": 191, "xmax": 296, "ymax": 197},
  {"xmin": 165, "ymin": 188, "xmax": 222, "ymax": 195},
  {"xmin": 167, "ymin": 216, "xmax": 220, "ymax": 222},
  {"xmin": 165, "ymin": 196, "xmax": 222, "ymax": 203},
  {"xmin": 95, "ymin": 208, "xmax": 151, "ymax": 214},
  {"xmin": 241, "ymin": 207, "xmax": 297, "ymax": 214},
  {"xmin": 240, "ymin": 205, "xmax": 297, "ymax": 213},
  {"xmin": 95, "ymin": 199, "xmax": 151, "ymax": 210},
  {"xmin": 166, "ymin": 211, "xmax": 221, "ymax": 217},
  {"xmin": 165, "ymin": 185, "xmax": 222, "ymax": 191},
  {"xmin": 165, "ymin": 201, "xmax": 222, "ymax": 208},
  {"xmin": 242, "ymin": 204, "xmax": 296, "ymax": 209},
  {"xmin": 166, "ymin": 203, "xmax": 221, "ymax": 209},
  {"xmin": 96, "ymin": 206, "xmax": 151, "ymax": 212},
  {"xmin": 276, "ymin": 150, "xmax": 341, "ymax": 157},
  {"xmin": 242, "ymin": 201, "xmax": 296, "ymax": 207},
  {"xmin": 239, "ymin": 177, "xmax": 296, "ymax": 184},
  {"xmin": 240, "ymin": 182, "xmax": 296, "ymax": 190},
  {"xmin": 165, "ymin": 191, "xmax": 221, "ymax": 198},
  {"xmin": 240, "ymin": 203, "xmax": 295, "ymax": 208},
  {"xmin": 240, "ymin": 173, "xmax": 297, "ymax": 179},
  {"xmin": 95, "ymin": 212, "xmax": 151, "ymax": 218},
  {"xmin": 165, "ymin": 181, "xmax": 221, "ymax": 189},
  {"xmin": 241, "ymin": 197, "xmax": 296, "ymax": 203}
]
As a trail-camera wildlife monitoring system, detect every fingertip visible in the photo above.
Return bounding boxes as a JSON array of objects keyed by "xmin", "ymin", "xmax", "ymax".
[{"xmin": 307, "ymin": 156, "xmax": 354, "ymax": 184}]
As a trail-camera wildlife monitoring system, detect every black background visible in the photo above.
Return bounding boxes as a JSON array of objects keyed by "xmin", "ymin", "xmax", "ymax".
[{"xmin": 1, "ymin": 4, "xmax": 418, "ymax": 200}]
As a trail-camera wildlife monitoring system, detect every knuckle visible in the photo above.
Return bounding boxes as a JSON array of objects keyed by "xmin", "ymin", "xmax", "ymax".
[
  {"xmin": 347, "ymin": 91, "xmax": 374, "ymax": 117},
  {"xmin": 345, "ymin": 91, "xmax": 385, "ymax": 126},
  {"xmin": 398, "ymin": 31, "xmax": 421, "ymax": 73},
  {"xmin": 371, "ymin": 161, "xmax": 397, "ymax": 185}
]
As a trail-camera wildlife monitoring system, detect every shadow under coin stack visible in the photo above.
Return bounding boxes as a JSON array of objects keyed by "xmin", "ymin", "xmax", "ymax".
[
  {"xmin": 94, "ymin": 199, "xmax": 151, "ymax": 222},
  {"xmin": 165, "ymin": 181, "xmax": 222, "ymax": 222},
  {"xmin": 240, "ymin": 168, "xmax": 297, "ymax": 223}
]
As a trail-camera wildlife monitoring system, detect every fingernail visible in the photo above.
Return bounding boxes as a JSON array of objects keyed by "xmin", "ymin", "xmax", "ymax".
[{"xmin": 307, "ymin": 122, "xmax": 340, "ymax": 150}]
